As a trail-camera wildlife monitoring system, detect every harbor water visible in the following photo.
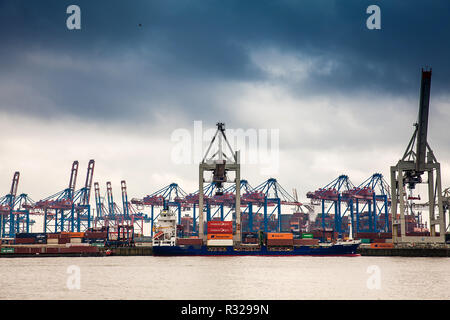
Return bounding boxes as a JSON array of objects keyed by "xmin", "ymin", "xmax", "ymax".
[{"xmin": 0, "ymin": 256, "xmax": 448, "ymax": 300}]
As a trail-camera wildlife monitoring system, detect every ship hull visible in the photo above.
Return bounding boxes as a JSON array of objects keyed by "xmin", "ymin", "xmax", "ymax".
[{"xmin": 152, "ymin": 243, "xmax": 360, "ymax": 256}]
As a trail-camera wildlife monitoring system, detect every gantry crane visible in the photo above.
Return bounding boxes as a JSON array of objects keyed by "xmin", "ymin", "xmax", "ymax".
[
  {"xmin": 390, "ymin": 68, "xmax": 446, "ymax": 243},
  {"xmin": 199, "ymin": 123, "xmax": 241, "ymax": 243},
  {"xmin": 36, "ymin": 161, "xmax": 79, "ymax": 232},
  {"xmin": 0, "ymin": 172, "xmax": 20, "ymax": 237}
]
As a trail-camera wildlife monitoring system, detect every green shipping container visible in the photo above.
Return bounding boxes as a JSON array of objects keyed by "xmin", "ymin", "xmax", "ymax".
[
  {"xmin": 301, "ymin": 233, "xmax": 314, "ymax": 239},
  {"xmin": 361, "ymin": 239, "xmax": 371, "ymax": 244},
  {"xmin": 91, "ymin": 243, "xmax": 105, "ymax": 247},
  {"xmin": 1, "ymin": 247, "xmax": 15, "ymax": 253}
]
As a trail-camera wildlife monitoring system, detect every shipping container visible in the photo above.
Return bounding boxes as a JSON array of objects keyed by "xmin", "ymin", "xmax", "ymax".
[
  {"xmin": 267, "ymin": 239, "xmax": 293, "ymax": 246},
  {"xmin": 206, "ymin": 239, "xmax": 233, "ymax": 247},
  {"xmin": 301, "ymin": 233, "xmax": 314, "ymax": 239},
  {"xmin": 47, "ymin": 233, "xmax": 60, "ymax": 239},
  {"xmin": 59, "ymin": 233, "xmax": 71, "ymax": 239},
  {"xmin": 207, "ymin": 221, "xmax": 233, "ymax": 234},
  {"xmin": 61, "ymin": 232, "xmax": 85, "ymax": 238},
  {"xmin": 242, "ymin": 232, "xmax": 258, "ymax": 239},
  {"xmin": 207, "ymin": 234, "xmax": 233, "ymax": 240},
  {"xmin": 47, "ymin": 239, "xmax": 59, "ymax": 245},
  {"xmin": 60, "ymin": 246, "xmax": 98, "ymax": 254},
  {"xmin": 207, "ymin": 227, "xmax": 233, "ymax": 234},
  {"xmin": 58, "ymin": 238, "xmax": 70, "ymax": 244},
  {"xmin": 267, "ymin": 233, "xmax": 293, "ymax": 240},
  {"xmin": 15, "ymin": 233, "xmax": 46, "ymax": 239},
  {"xmin": 14, "ymin": 247, "xmax": 31, "ymax": 254},
  {"xmin": 176, "ymin": 238, "xmax": 203, "ymax": 246},
  {"xmin": 360, "ymin": 238, "xmax": 371, "ymax": 244},
  {"xmin": 15, "ymin": 238, "xmax": 36, "ymax": 244},
  {"xmin": 90, "ymin": 243, "xmax": 105, "ymax": 247},
  {"xmin": 1, "ymin": 247, "xmax": 14, "ymax": 253},
  {"xmin": 84, "ymin": 231, "xmax": 107, "ymax": 239},
  {"xmin": 70, "ymin": 238, "xmax": 83, "ymax": 244},
  {"xmin": 29, "ymin": 247, "xmax": 43, "ymax": 254},
  {"xmin": 46, "ymin": 247, "xmax": 60, "ymax": 254},
  {"xmin": 66, "ymin": 243, "xmax": 89, "ymax": 247},
  {"xmin": 294, "ymin": 238, "xmax": 319, "ymax": 246},
  {"xmin": 207, "ymin": 221, "xmax": 233, "ymax": 228}
]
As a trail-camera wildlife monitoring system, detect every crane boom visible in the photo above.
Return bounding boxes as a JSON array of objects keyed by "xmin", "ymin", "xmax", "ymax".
[
  {"xmin": 9, "ymin": 172, "xmax": 20, "ymax": 203},
  {"xmin": 94, "ymin": 182, "xmax": 103, "ymax": 218},
  {"xmin": 68, "ymin": 161, "xmax": 79, "ymax": 197},
  {"xmin": 81, "ymin": 160, "xmax": 95, "ymax": 205},
  {"xmin": 121, "ymin": 180, "xmax": 129, "ymax": 217},
  {"xmin": 416, "ymin": 69, "xmax": 432, "ymax": 172},
  {"xmin": 106, "ymin": 181, "xmax": 114, "ymax": 215}
]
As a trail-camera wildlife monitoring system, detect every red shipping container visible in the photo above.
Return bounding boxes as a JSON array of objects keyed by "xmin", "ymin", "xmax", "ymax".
[
  {"xmin": 84, "ymin": 231, "xmax": 107, "ymax": 239},
  {"xmin": 15, "ymin": 238, "xmax": 36, "ymax": 244},
  {"xmin": 29, "ymin": 247, "xmax": 43, "ymax": 254},
  {"xmin": 46, "ymin": 248, "xmax": 60, "ymax": 254},
  {"xmin": 176, "ymin": 238, "xmax": 203, "ymax": 246},
  {"xmin": 207, "ymin": 221, "xmax": 232, "ymax": 228},
  {"xmin": 207, "ymin": 227, "xmax": 233, "ymax": 234},
  {"xmin": 58, "ymin": 238, "xmax": 70, "ymax": 244},
  {"xmin": 294, "ymin": 239, "xmax": 319, "ymax": 246},
  {"xmin": 267, "ymin": 239, "xmax": 293, "ymax": 246},
  {"xmin": 59, "ymin": 246, "xmax": 98, "ymax": 254},
  {"xmin": 14, "ymin": 247, "xmax": 31, "ymax": 254}
]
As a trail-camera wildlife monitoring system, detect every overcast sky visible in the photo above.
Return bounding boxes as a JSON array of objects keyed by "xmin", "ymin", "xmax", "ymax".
[{"xmin": 1, "ymin": 1, "xmax": 450, "ymax": 215}]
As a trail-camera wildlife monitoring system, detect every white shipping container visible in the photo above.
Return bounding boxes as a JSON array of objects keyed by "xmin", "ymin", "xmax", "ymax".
[
  {"xmin": 47, "ymin": 239, "xmax": 59, "ymax": 244},
  {"xmin": 135, "ymin": 242, "xmax": 153, "ymax": 247},
  {"xmin": 206, "ymin": 239, "xmax": 233, "ymax": 247},
  {"xmin": 70, "ymin": 238, "xmax": 82, "ymax": 243},
  {"xmin": 66, "ymin": 243, "xmax": 90, "ymax": 247}
]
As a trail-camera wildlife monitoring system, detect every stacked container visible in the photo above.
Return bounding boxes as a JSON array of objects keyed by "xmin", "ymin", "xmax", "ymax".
[
  {"xmin": 15, "ymin": 233, "xmax": 47, "ymax": 244},
  {"xmin": 207, "ymin": 221, "xmax": 233, "ymax": 246},
  {"xmin": 266, "ymin": 232, "xmax": 294, "ymax": 247},
  {"xmin": 47, "ymin": 233, "xmax": 60, "ymax": 245}
]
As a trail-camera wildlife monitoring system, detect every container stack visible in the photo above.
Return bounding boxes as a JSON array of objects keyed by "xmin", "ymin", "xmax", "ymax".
[
  {"xmin": 15, "ymin": 233, "xmax": 47, "ymax": 244},
  {"xmin": 266, "ymin": 233, "xmax": 294, "ymax": 247},
  {"xmin": 206, "ymin": 221, "xmax": 233, "ymax": 246},
  {"xmin": 1, "ymin": 232, "xmax": 103, "ymax": 256},
  {"xmin": 134, "ymin": 236, "xmax": 153, "ymax": 247},
  {"xmin": 84, "ymin": 230, "xmax": 107, "ymax": 247},
  {"xmin": 242, "ymin": 232, "xmax": 259, "ymax": 244}
]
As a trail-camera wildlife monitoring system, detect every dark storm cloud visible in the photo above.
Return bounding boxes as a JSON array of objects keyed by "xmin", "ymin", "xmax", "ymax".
[{"xmin": 0, "ymin": 0, "xmax": 450, "ymax": 121}]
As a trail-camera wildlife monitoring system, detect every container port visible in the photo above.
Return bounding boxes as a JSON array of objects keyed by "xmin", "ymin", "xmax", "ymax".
[
  {"xmin": 2, "ymin": 68, "xmax": 450, "ymax": 257},
  {"xmin": 2, "ymin": 70, "xmax": 444, "ymax": 258}
]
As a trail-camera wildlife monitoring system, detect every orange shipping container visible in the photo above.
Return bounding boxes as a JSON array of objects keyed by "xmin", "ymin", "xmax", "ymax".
[
  {"xmin": 61, "ymin": 232, "xmax": 85, "ymax": 238},
  {"xmin": 266, "ymin": 233, "xmax": 293, "ymax": 240},
  {"xmin": 207, "ymin": 234, "xmax": 233, "ymax": 240}
]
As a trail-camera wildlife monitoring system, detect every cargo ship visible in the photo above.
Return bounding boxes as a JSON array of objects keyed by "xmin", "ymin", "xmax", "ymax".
[
  {"xmin": 152, "ymin": 241, "xmax": 361, "ymax": 256},
  {"xmin": 152, "ymin": 208, "xmax": 361, "ymax": 256}
]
